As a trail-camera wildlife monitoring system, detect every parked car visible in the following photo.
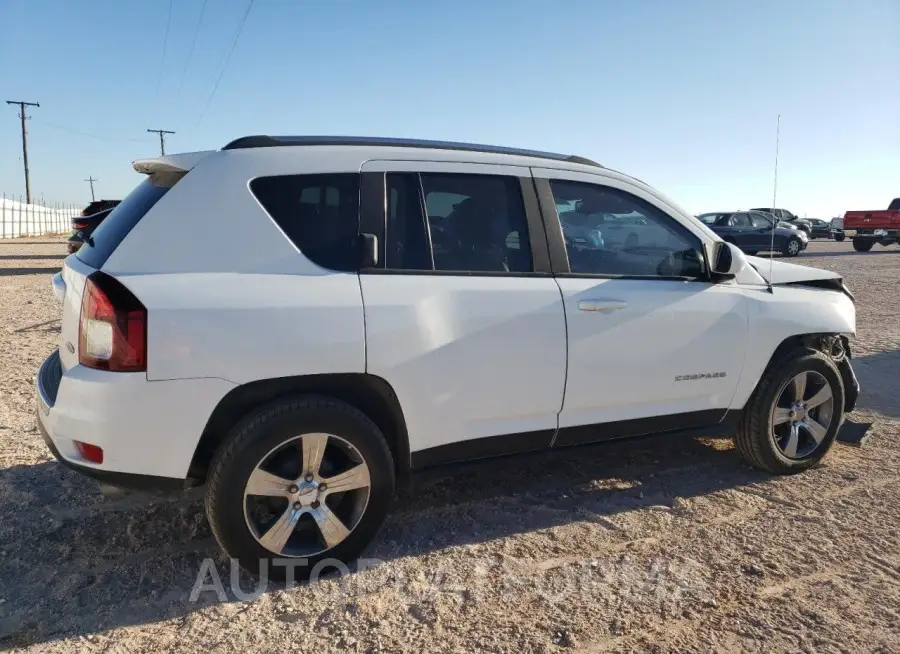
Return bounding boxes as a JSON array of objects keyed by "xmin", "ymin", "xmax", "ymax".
[
  {"xmin": 66, "ymin": 207, "xmax": 118, "ymax": 253},
  {"xmin": 751, "ymin": 208, "xmax": 812, "ymax": 235},
  {"xmin": 830, "ymin": 217, "xmax": 846, "ymax": 242},
  {"xmin": 38, "ymin": 135, "xmax": 859, "ymax": 580},
  {"xmin": 697, "ymin": 210, "xmax": 808, "ymax": 256},
  {"xmin": 803, "ymin": 218, "xmax": 833, "ymax": 240},
  {"xmin": 67, "ymin": 200, "xmax": 121, "ymax": 253},
  {"xmin": 843, "ymin": 198, "xmax": 900, "ymax": 252}
]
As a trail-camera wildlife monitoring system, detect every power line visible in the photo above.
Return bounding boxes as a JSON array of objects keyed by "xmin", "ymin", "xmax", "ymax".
[
  {"xmin": 196, "ymin": 0, "xmax": 256, "ymax": 126},
  {"xmin": 178, "ymin": 0, "xmax": 209, "ymax": 93},
  {"xmin": 32, "ymin": 118, "xmax": 152, "ymax": 143},
  {"xmin": 5, "ymin": 100, "xmax": 39, "ymax": 204},
  {"xmin": 154, "ymin": 0, "xmax": 176, "ymax": 113},
  {"xmin": 147, "ymin": 128, "xmax": 176, "ymax": 155},
  {"xmin": 85, "ymin": 177, "xmax": 98, "ymax": 201}
]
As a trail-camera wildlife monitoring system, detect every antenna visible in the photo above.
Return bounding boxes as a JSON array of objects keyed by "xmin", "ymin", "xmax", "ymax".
[{"xmin": 767, "ymin": 114, "xmax": 780, "ymax": 293}]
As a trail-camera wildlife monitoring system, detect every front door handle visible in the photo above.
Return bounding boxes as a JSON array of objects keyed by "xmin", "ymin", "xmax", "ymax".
[{"xmin": 578, "ymin": 299, "xmax": 627, "ymax": 313}]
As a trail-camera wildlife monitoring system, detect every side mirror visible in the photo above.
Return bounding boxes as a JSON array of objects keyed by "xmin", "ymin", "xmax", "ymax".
[
  {"xmin": 359, "ymin": 233, "xmax": 379, "ymax": 269},
  {"xmin": 706, "ymin": 241, "xmax": 743, "ymax": 281}
]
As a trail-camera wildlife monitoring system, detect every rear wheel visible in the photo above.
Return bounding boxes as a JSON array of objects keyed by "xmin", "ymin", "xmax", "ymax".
[
  {"xmin": 205, "ymin": 396, "xmax": 395, "ymax": 580},
  {"xmin": 852, "ymin": 238, "xmax": 874, "ymax": 252},
  {"xmin": 782, "ymin": 237, "xmax": 802, "ymax": 257},
  {"xmin": 735, "ymin": 349, "xmax": 844, "ymax": 474}
]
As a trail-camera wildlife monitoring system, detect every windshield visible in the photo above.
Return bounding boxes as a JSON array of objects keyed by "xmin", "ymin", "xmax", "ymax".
[{"xmin": 696, "ymin": 212, "xmax": 727, "ymax": 225}]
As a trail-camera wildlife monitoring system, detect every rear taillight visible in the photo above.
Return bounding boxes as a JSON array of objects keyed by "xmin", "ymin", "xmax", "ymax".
[
  {"xmin": 73, "ymin": 220, "xmax": 89, "ymax": 230},
  {"xmin": 78, "ymin": 273, "xmax": 147, "ymax": 372}
]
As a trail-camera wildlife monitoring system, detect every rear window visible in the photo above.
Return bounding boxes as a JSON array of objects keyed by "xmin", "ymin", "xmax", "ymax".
[
  {"xmin": 75, "ymin": 173, "xmax": 181, "ymax": 269},
  {"xmin": 249, "ymin": 173, "xmax": 361, "ymax": 271}
]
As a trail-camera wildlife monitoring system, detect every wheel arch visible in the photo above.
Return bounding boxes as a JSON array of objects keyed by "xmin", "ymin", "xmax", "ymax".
[
  {"xmin": 187, "ymin": 373, "xmax": 411, "ymax": 484},
  {"xmin": 733, "ymin": 332, "xmax": 857, "ymax": 413}
]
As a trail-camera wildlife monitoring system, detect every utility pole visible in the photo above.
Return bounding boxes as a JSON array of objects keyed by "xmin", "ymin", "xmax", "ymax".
[
  {"xmin": 6, "ymin": 100, "xmax": 40, "ymax": 204},
  {"xmin": 146, "ymin": 128, "xmax": 175, "ymax": 155},
  {"xmin": 84, "ymin": 177, "xmax": 98, "ymax": 201}
]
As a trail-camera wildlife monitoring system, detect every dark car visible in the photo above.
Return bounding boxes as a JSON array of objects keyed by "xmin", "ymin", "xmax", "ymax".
[
  {"xmin": 697, "ymin": 210, "xmax": 808, "ymax": 257},
  {"xmin": 67, "ymin": 200, "xmax": 120, "ymax": 253},
  {"xmin": 802, "ymin": 218, "xmax": 832, "ymax": 239},
  {"xmin": 750, "ymin": 207, "xmax": 812, "ymax": 235}
]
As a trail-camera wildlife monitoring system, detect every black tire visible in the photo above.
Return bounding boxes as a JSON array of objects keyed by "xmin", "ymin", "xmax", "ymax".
[
  {"xmin": 852, "ymin": 238, "xmax": 873, "ymax": 252},
  {"xmin": 834, "ymin": 233, "xmax": 845, "ymax": 242},
  {"xmin": 205, "ymin": 396, "xmax": 395, "ymax": 581},
  {"xmin": 782, "ymin": 237, "xmax": 802, "ymax": 257},
  {"xmin": 735, "ymin": 348, "xmax": 844, "ymax": 474}
]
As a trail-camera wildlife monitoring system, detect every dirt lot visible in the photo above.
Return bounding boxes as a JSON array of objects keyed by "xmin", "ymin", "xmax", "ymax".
[{"xmin": 0, "ymin": 237, "xmax": 897, "ymax": 653}]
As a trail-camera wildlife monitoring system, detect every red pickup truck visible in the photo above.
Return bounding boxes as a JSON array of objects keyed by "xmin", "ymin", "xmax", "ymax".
[{"xmin": 844, "ymin": 198, "xmax": 900, "ymax": 252}]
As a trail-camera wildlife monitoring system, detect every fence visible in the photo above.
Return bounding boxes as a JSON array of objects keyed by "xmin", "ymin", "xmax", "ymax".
[{"xmin": 0, "ymin": 195, "xmax": 80, "ymax": 238}]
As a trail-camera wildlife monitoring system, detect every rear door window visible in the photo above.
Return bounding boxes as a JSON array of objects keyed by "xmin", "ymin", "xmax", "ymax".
[
  {"xmin": 75, "ymin": 173, "xmax": 182, "ymax": 269},
  {"xmin": 250, "ymin": 173, "xmax": 361, "ymax": 272},
  {"xmin": 382, "ymin": 172, "xmax": 533, "ymax": 274}
]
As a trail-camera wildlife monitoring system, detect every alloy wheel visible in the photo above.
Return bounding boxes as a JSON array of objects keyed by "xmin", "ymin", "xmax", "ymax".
[
  {"xmin": 770, "ymin": 370, "xmax": 834, "ymax": 459},
  {"xmin": 242, "ymin": 433, "xmax": 371, "ymax": 557}
]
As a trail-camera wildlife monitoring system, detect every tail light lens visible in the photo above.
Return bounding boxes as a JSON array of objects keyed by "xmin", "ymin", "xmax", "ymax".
[
  {"xmin": 73, "ymin": 220, "xmax": 89, "ymax": 230},
  {"xmin": 79, "ymin": 272, "xmax": 147, "ymax": 372}
]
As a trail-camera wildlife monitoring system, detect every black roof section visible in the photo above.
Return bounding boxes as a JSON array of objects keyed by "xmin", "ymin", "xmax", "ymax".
[{"xmin": 221, "ymin": 135, "xmax": 602, "ymax": 168}]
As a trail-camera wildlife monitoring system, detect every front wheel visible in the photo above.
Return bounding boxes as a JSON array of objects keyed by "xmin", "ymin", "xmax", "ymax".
[
  {"xmin": 205, "ymin": 397, "xmax": 395, "ymax": 580},
  {"xmin": 852, "ymin": 238, "xmax": 874, "ymax": 252},
  {"xmin": 735, "ymin": 349, "xmax": 844, "ymax": 474},
  {"xmin": 782, "ymin": 237, "xmax": 802, "ymax": 257},
  {"xmin": 834, "ymin": 233, "xmax": 845, "ymax": 242}
]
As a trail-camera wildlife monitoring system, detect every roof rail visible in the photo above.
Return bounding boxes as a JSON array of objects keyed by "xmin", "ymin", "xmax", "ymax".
[{"xmin": 221, "ymin": 135, "xmax": 602, "ymax": 168}]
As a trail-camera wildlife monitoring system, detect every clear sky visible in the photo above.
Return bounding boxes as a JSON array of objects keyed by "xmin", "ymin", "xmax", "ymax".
[{"xmin": 1, "ymin": 0, "xmax": 898, "ymax": 217}]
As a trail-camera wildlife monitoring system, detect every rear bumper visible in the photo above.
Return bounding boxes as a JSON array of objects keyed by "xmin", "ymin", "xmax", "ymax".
[
  {"xmin": 35, "ymin": 349, "xmax": 236, "ymax": 492},
  {"xmin": 851, "ymin": 228, "xmax": 899, "ymax": 239}
]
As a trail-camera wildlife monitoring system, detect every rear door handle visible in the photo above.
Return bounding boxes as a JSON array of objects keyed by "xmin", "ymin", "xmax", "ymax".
[{"xmin": 578, "ymin": 299, "xmax": 627, "ymax": 313}]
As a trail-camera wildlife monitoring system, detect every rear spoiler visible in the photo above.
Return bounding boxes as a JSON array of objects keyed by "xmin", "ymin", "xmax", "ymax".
[{"xmin": 132, "ymin": 150, "xmax": 215, "ymax": 175}]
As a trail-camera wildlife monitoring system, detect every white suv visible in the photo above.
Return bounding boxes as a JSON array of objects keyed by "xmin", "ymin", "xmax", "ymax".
[{"xmin": 37, "ymin": 136, "xmax": 860, "ymax": 578}]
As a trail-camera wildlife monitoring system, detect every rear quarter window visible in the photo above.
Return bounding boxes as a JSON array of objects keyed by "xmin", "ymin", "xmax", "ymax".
[
  {"xmin": 75, "ymin": 173, "xmax": 181, "ymax": 269},
  {"xmin": 249, "ymin": 173, "xmax": 361, "ymax": 272}
]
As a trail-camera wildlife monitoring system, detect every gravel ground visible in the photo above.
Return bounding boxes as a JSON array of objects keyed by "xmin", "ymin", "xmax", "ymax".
[{"xmin": 0, "ymin": 237, "xmax": 897, "ymax": 654}]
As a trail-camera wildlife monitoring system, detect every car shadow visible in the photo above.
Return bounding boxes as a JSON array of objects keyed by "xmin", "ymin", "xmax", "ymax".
[
  {"xmin": 851, "ymin": 350, "xmax": 900, "ymax": 418},
  {"xmin": 0, "ymin": 267, "xmax": 61, "ymax": 277},
  {"xmin": 802, "ymin": 249, "xmax": 899, "ymax": 258},
  {"xmin": 0, "ymin": 254, "xmax": 66, "ymax": 261},
  {"xmin": 0, "ymin": 241, "xmax": 64, "ymax": 246},
  {"xmin": 0, "ymin": 432, "xmax": 766, "ymax": 649}
]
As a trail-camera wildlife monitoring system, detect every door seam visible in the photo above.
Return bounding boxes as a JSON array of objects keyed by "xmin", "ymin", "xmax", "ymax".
[{"xmin": 549, "ymin": 276, "xmax": 568, "ymax": 448}]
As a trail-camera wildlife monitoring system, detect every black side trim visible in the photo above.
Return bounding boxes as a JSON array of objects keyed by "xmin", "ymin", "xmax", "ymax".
[
  {"xmin": 221, "ymin": 135, "xmax": 603, "ymax": 168},
  {"xmin": 358, "ymin": 171, "xmax": 386, "ymax": 268},
  {"xmin": 533, "ymin": 177, "xmax": 571, "ymax": 273},
  {"xmin": 519, "ymin": 176, "xmax": 552, "ymax": 274},
  {"xmin": 411, "ymin": 429, "xmax": 555, "ymax": 470},
  {"xmin": 38, "ymin": 411, "xmax": 185, "ymax": 494},
  {"xmin": 37, "ymin": 349, "xmax": 62, "ymax": 408},
  {"xmin": 838, "ymin": 358, "xmax": 860, "ymax": 413},
  {"xmin": 552, "ymin": 409, "xmax": 729, "ymax": 449}
]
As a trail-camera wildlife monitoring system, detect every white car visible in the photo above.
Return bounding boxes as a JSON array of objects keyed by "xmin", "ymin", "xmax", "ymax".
[{"xmin": 37, "ymin": 136, "xmax": 860, "ymax": 579}]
